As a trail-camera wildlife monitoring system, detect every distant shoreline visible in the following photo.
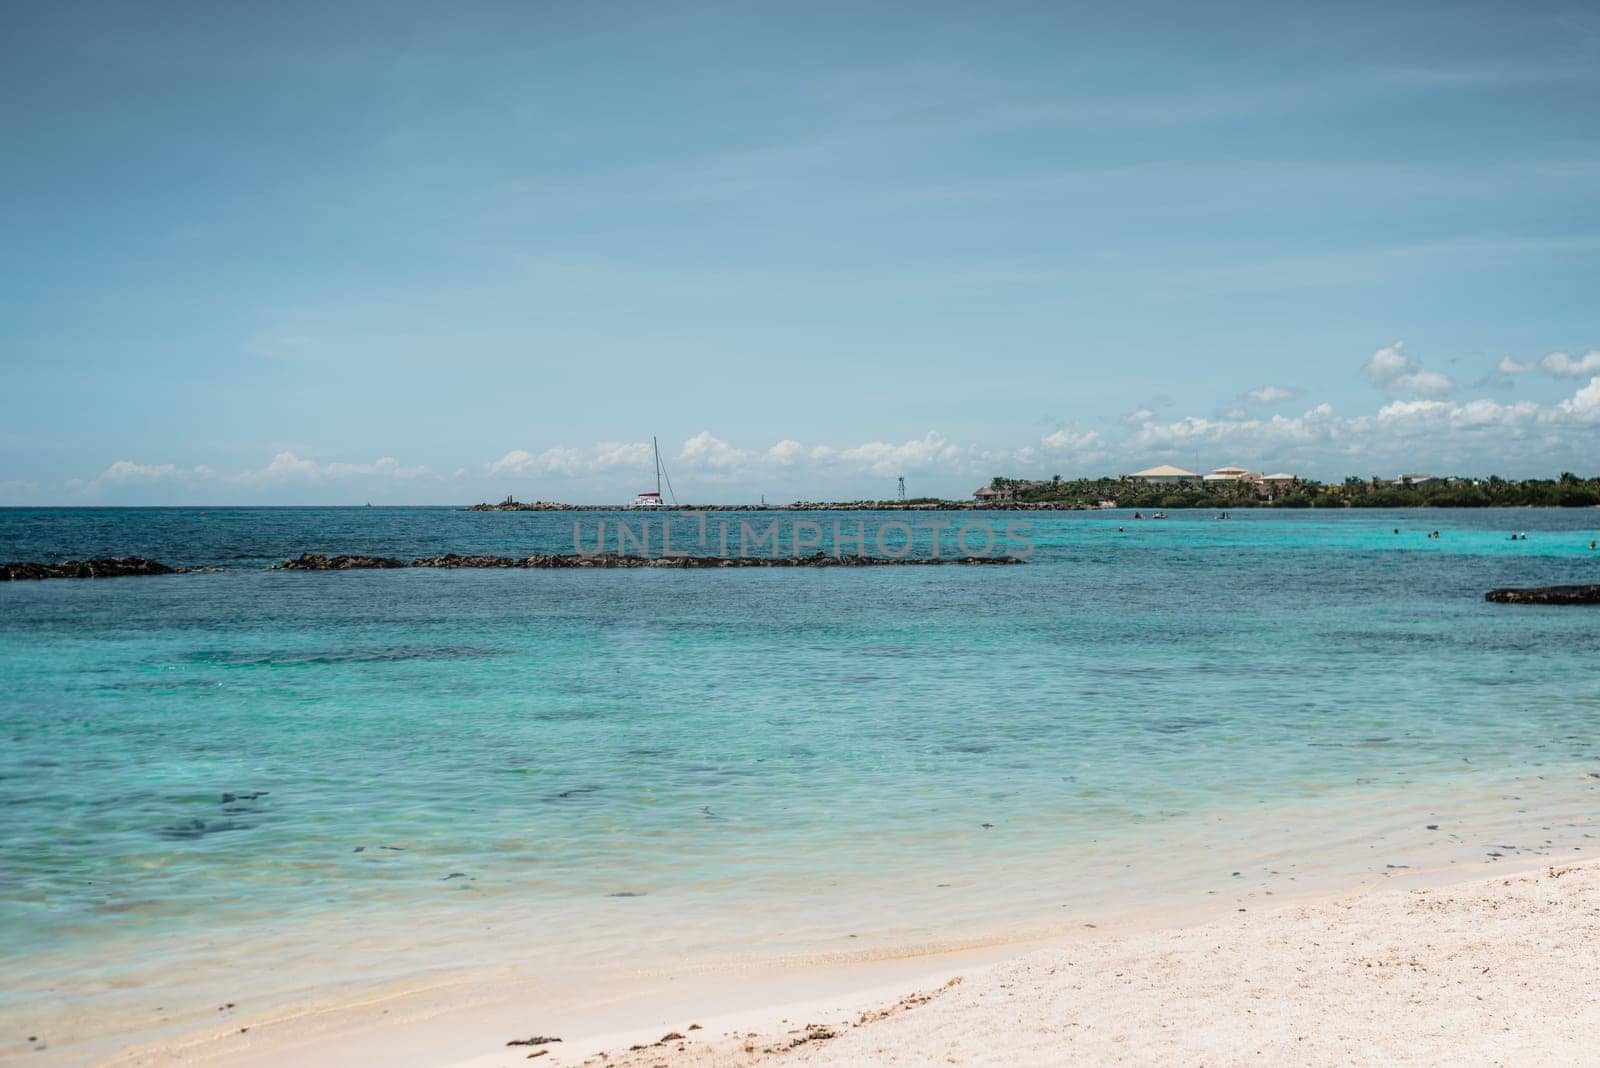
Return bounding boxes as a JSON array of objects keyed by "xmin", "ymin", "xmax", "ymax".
[{"xmin": 464, "ymin": 499, "xmax": 1600, "ymax": 512}]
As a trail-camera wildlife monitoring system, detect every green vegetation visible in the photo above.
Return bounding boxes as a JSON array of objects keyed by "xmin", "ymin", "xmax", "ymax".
[{"xmin": 976, "ymin": 472, "xmax": 1600, "ymax": 509}]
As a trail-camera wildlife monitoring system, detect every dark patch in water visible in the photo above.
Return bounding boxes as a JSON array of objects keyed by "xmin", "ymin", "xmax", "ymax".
[
  {"xmin": 171, "ymin": 645, "xmax": 511, "ymax": 668},
  {"xmin": 544, "ymin": 785, "xmax": 601, "ymax": 802},
  {"xmin": 943, "ymin": 742, "xmax": 993, "ymax": 754},
  {"xmin": 154, "ymin": 818, "xmax": 247, "ymax": 840},
  {"xmin": 1146, "ymin": 717, "xmax": 1218, "ymax": 734}
]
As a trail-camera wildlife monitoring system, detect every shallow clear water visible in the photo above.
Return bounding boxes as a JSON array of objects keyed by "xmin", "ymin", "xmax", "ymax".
[{"xmin": 2, "ymin": 507, "xmax": 1598, "ymax": 1055}]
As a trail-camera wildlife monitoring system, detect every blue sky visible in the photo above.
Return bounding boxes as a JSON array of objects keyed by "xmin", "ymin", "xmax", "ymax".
[{"xmin": 3, "ymin": 0, "xmax": 1598, "ymax": 504}]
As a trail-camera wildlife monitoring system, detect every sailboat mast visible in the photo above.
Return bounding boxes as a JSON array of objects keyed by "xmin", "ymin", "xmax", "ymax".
[{"xmin": 654, "ymin": 436, "xmax": 662, "ymax": 497}]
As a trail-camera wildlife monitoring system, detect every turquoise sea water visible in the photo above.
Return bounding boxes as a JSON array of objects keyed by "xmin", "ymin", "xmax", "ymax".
[{"xmin": 2, "ymin": 507, "xmax": 1599, "ymax": 1058}]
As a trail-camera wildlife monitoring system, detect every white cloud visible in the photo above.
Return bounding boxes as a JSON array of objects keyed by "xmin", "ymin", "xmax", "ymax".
[
  {"xmin": 1122, "ymin": 407, "xmax": 1155, "ymax": 424},
  {"xmin": 1364, "ymin": 341, "xmax": 1455, "ymax": 397},
  {"xmin": 77, "ymin": 460, "xmax": 209, "ymax": 495},
  {"xmin": 592, "ymin": 441, "xmax": 654, "ymax": 469},
  {"xmin": 244, "ymin": 452, "xmax": 428, "ymax": 483},
  {"xmin": 1499, "ymin": 350, "xmax": 1600, "ymax": 377},
  {"xmin": 1557, "ymin": 375, "xmax": 1600, "ymax": 419},
  {"xmin": 1244, "ymin": 385, "xmax": 1299, "ymax": 405},
  {"xmin": 1132, "ymin": 403, "xmax": 1342, "ymax": 454},
  {"xmin": 1123, "ymin": 376, "xmax": 1600, "ymax": 474},
  {"xmin": 486, "ymin": 449, "xmax": 537, "ymax": 477},
  {"xmin": 1041, "ymin": 428, "xmax": 1102, "ymax": 452},
  {"xmin": 74, "ymin": 453, "xmax": 431, "ymax": 495},
  {"xmin": 813, "ymin": 431, "xmax": 961, "ymax": 478},
  {"xmin": 678, "ymin": 432, "xmax": 752, "ymax": 470},
  {"xmin": 96, "ymin": 460, "xmax": 182, "ymax": 482},
  {"xmin": 768, "ymin": 439, "xmax": 805, "ymax": 465},
  {"xmin": 0, "ymin": 478, "xmax": 39, "ymax": 498},
  {"xmin": 484, "ymin": 432, "xmax": 968, "ymax": 486},
  {"xmin": 486, "ymin": 443, "xmax": 649, "ymax": 478}
]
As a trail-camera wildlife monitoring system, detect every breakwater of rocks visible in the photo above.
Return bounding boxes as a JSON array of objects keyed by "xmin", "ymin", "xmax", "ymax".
[
  {"xmin": 3, "ymin": 558, "xmax": 181, "ymax": 581},
  {"xmin": 2, "ymin": 553, "xmax": 1022, "ymax": 580},
  {"xmin": 275, "ymin": 552, "xmax": 1022, "ymax": 570},
  {"xmin": 1485, "ymin": 584, "xmax": 1600, "ymax": 605}
]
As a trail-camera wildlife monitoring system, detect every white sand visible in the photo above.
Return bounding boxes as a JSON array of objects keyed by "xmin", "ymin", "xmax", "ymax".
[
  {"xmin": 454, "ymin": 860, "xmax": 1600, "ymax": 1068},
  {"xmin": 91, "ymin": 859, "xmax": 1600, "ymax": 1068}
]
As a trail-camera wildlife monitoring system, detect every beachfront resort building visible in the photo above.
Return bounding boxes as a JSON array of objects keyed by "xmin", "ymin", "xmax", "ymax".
[
  {"xmin": 973, "ymin": 484, "xmax": 1014, "ymax": 502},
  {"xmin": 1202, "ymin": 466, "xmax": 1305, "ymax": 498},
  {"xmin": 1202, "ymin": 465, "xmax": 1262, "ymax": 484},
  {"xmin": 1124, "ymin": 465, "xmax": 1201, "ymax": 484}
]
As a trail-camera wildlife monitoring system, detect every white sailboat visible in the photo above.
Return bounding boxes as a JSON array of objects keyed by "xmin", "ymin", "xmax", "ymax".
[{"xmin": 632, "ymin": 436, "xmax": 675, "ymax": 508}]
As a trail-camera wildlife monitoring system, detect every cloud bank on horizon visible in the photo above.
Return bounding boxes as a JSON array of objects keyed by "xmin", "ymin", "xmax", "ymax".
[{"xmin": 26, "ymin": 345, "xmax": 1600, "ymax": 505}]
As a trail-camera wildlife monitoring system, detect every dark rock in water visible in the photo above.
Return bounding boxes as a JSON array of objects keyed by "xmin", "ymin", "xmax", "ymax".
[
  {"xmin": 285, "ymin": 552, "xmax": 1024, "ymax": 570},
  {"xmin": 1, "ymin": 557, "xmax": 174, "ymax": 581},
  {"xmin": 155, "ymin": 817, "xmax": 243, "ymax": 840},
  {"xmin": 413, "ymin": 553, "xmax": 526, "ymax": 568},
  {"xmin": 1485, "ymin": 584, "xmax": 1600, "ymax": 605},
  {"xmin": 274, "ymin": 553, "xmax": 408, "ymax": 571}
]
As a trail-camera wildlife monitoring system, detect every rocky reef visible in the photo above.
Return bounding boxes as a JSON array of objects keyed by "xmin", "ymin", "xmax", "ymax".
[
  {"xmin": 1485, "ymin": 584, "xmax": 1600, "ymax": 605},
  {"xmin": 464, "ymin": 499, "xmax": 581, "ymax": 511},
  {"xmin": 277, "ymin": 551, "xmax": 1022, "ymax": 570},
  {"xmin": 274, "ymin": 553, "xmax": 409, "ymax": 570},
  {"xmin": 1, "ymin": 557, "xmax": 177, "ymax": 581}
]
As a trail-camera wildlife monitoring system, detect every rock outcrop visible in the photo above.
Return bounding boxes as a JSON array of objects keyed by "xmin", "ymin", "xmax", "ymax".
[
  {"xmin": 274, "ymin": 553, "xmax": 409, "ymax": 570},
  {"xmin": 1, "ymin": 558, "xmax": 176, "ymax": 581},
  {"xmin": 1485, "ymin": 584, "xmax": 1600, "ymax": 605},
  {"xmin": 280, "ymin": 552, "xmax": 1023, "ymax": 570}
]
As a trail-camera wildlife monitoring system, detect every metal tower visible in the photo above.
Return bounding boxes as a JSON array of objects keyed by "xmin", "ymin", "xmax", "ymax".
[{"xmin": 896, "ymin": 477, "xmax": 906, "ymax": 503}]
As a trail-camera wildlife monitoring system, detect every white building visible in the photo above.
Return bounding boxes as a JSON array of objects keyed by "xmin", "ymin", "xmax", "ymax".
[
  {"xmin": 1202, "ymin": 466, "xmax": 1263, "ymax": 484},
  {"xmin": 1125, "ymin": 464, "xmax": 1201, "ymax": 484}
]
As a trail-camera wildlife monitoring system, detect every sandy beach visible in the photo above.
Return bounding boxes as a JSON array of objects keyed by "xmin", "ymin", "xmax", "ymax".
[
  {"xmin": 81, "ymin": 857, "xmax": 1598, "ymax": 1068},
  {"xmin": 507, "ymin": 860, "xmax": 1600, "ymax": 1068}
]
